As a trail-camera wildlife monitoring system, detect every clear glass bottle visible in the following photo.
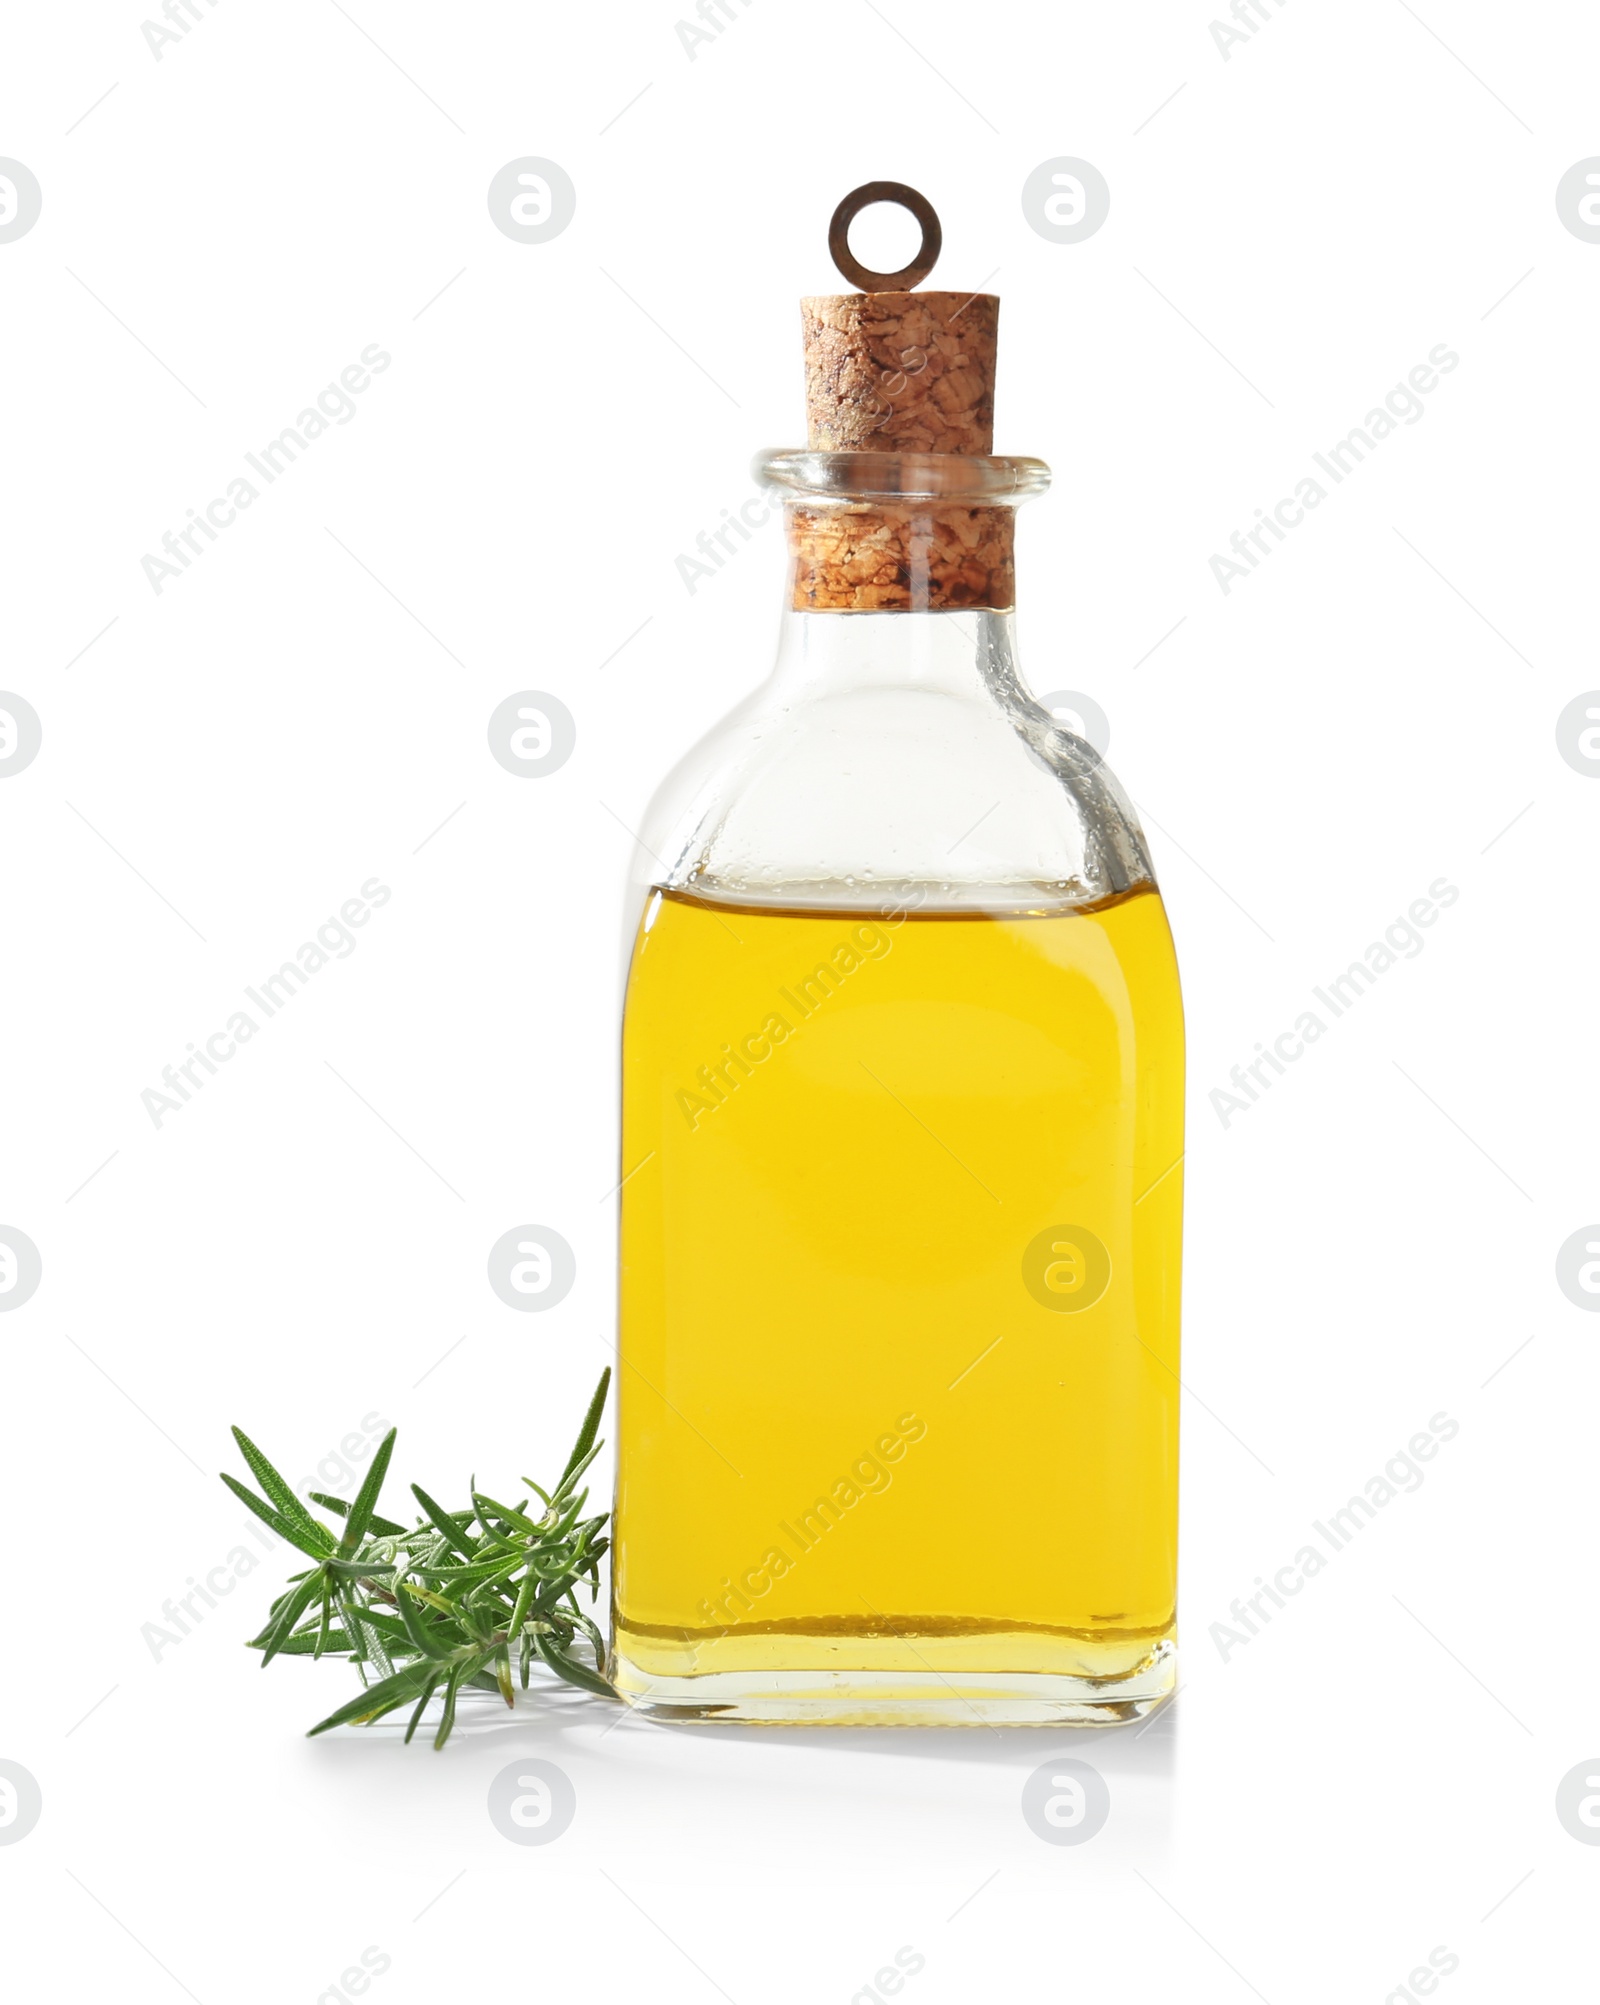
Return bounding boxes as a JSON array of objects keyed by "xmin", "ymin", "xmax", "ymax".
[{"xmin": 611, "ymin": 251, "xmax": 1183, "ymax": 1726}]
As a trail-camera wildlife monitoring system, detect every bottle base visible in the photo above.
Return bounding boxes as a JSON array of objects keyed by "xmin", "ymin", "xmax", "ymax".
[{"xmin": 610, "ymin": 1636, "xmax": 1175, "ymax": 1728}]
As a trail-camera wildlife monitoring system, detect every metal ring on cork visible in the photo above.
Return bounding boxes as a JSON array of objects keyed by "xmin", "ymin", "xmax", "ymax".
[{"xmin": 827, "ymin": 181, "xmax": 942, "ymax": 293}]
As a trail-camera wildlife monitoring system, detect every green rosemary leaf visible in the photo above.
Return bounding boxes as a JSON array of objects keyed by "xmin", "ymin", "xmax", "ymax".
[
  {"xmin": 528, "ymin": 1547, "xmax": 577, "ymax": 1581},
  {"xmin": 570, "ymin": 1609, "xmax": 608, "ymax": 1664},
  {"xmin": 393, "ymin": 1574, "xmax": 456, "ymax": 1659},
  {"xmin": 403, "ymin": 1674, "xmax": 442, "ymax": 1745},
  {"xmin": 535, "ymin": 1629, "xmax": 616, "ymax": 1699},
  {"xmin": 219, "ymin": 1474, "xmax": 334, "ymax": 1562},
  {"xmin": 432, "ymin": 1660, "xmax": 473, "ymax": 1749},
  {"xmin": 307, "ymin": 1657, "xmax": 446, "ymax": 1737},
  {"xmin": 481, "ymin": 1549, "xmax": 530, "ymax": 1587},
  {"xmin": 229, "ymin": 1426, "xmax": 332, "ymax": 1549},
  {"xmin": 346, "ymin": 1594, "xmax": 395, "ymax": 1681},
  {"xmin": 312, "ymin": 1582, "xmax": 334, "ymax": 1660},
  {"xmin": 557, "ymin": 1367, "xmax": 611, "ymax": 1490},
  {"xmin": 552, "ymin": 1441, "xmax": 601, "ymax": 1503},
  {"xmin": 464, "ymin": 1502, "xmax": 520, "ymax": 1553},
  {"xmin": 338, "ymin": 1428, "xmax": 396, "ymax": 1556},
  {"xmin": 323, "ymin": 1557, "xmax": 397, "ymax": 1581},
  {"xmin": 419, "ymin": 1550, "xmax": 524, "ymax": 1592},
  {"xmin": 508, "ymin": 1569, "xmax": 538, "ymax": 1641},
  {"xmin": 352, "ymin": 1608, "xmax": 415, "ymax": 1652},
  {"xmin": 309, "ymin": 1492, "xmax": 407, "ymax": 1537},
  {"xmin": 248, "ymin": 1627, "xmax": 353, "ymax": 1656},
  {"xmin": 409, "ymin": 1483, "xmax": 476, "ymax": 1559},
  {"xmin": 471, "ymin": 1489, "xmax": 539, "ymax": 1537},
  {"xmin": 401, "ymin": 1579, "xmax": 462, "ymax": 1618},
  {"xmin": 258, "ymin": 1572, "xmax": 326, "ymax": 1667}
]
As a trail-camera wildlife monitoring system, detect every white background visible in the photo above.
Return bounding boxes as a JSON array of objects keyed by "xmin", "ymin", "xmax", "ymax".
[{"xmin": 2, "ymin": 1, "xmax": 1597, "ymax": 1998}]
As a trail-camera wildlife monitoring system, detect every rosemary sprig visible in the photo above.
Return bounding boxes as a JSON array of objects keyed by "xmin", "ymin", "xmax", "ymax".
[{"xmin": 220, "ymin": 1368, "xmax": 616, "ymax": 1747}]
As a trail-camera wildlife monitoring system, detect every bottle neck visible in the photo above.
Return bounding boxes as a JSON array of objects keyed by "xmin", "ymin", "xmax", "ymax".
[
  {"xmin": 754, "ymin": 447, "xmax": 1050, "ymax": 618},
  {"xmin": 785, "ymin": 498, "xmax": 1016, "ymax": 614},
  {"xmin": 765, "ymin": 597, "xmax": 1028, "ymax": 714}
]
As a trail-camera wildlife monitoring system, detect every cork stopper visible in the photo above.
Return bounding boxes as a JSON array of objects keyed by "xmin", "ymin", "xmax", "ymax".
[
  {"xmin": 801, "ymin": 291, "xmax": 1000, "ymax": 455},
  {"xmin": 789, "ymin": 186, "xmax": 1014, "ymax": 609},
  {"xmin": 786, "ymin": 184, "xmax": 1010, "ymax": 612},
  {"xmin": 789, "ymin": 498, "xmax": 1013, "ymax": 613}
]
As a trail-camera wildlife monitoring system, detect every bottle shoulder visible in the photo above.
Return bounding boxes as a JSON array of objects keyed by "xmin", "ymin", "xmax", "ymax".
[{"xmin": 635, "ymin": 612, "xmax": 1155, "ymax": 915}]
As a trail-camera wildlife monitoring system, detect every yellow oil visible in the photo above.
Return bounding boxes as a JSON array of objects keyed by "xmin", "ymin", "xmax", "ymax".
[{"xmin": 613, "ymin": 883, "xmax": 1183, "ymax": 1712}]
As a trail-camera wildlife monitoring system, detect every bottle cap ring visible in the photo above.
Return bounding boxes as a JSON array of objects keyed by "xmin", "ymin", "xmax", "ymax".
[{"xmin": 828, "ymin": 181, "xmax": 942, "ymax": 293}]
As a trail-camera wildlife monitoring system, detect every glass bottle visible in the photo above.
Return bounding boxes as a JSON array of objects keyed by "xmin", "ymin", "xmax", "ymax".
[{"xmin": 611, "ymin": 203, "xmax": 1183, "ymax": 1725}]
